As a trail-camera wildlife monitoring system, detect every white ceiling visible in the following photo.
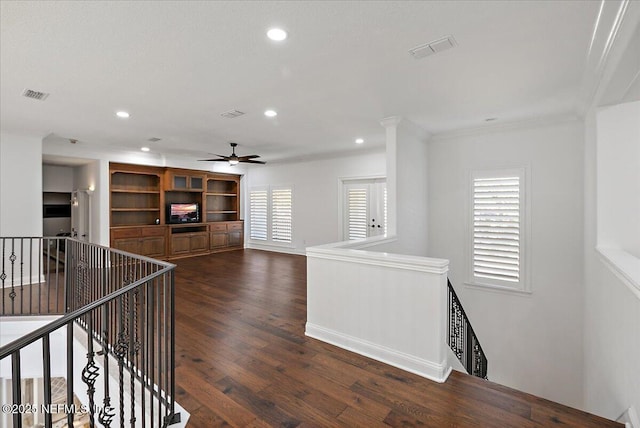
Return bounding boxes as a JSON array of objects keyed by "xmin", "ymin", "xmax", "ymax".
[{"xmin": 1, "ymin": 1, "xmax": 600, "ymax": 163}]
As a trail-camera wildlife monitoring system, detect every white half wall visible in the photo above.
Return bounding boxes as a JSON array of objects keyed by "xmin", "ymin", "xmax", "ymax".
[
  {"xmin": 427, "ymin": 119, "xmax": 585, "ymax": 409},
  {"xmin": 306, "ymin": 238, "xmax": 450, "ymax": 382},
  {"xmin": 244, "ymin": 150, "xmax": 386, "ymax": 254}
]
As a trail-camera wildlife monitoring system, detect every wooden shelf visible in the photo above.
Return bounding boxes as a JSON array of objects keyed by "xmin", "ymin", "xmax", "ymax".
[
  {"xmin": 112, "ymin": 208, "xmax": 160, "ymax": 212},
  {"xmin": 110, "ymin": 163, "xmax": 243, "ymax": 259},
  {"xmin": 111, "ymin": 189, "xmax": 160, "ymax": 194}
]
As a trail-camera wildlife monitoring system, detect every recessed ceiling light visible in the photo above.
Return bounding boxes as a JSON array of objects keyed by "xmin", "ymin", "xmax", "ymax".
[
  {"xmin": 141, "ymin": 147, "xmax": 150, "ymax": 152},
  {"xmin": 264, "ymin": 110, "xmax": 278, "ymax": 117},
  {"xmin": 355, "ymin": 138, "xmax": 364, "ymax": 144},
  {"xmin": 267, "ymin": 28, "xmax": 287, "ymax": 41},
  {"xmin": 116, "ymin": 111, "xmax": 130, "ymax": 118}
]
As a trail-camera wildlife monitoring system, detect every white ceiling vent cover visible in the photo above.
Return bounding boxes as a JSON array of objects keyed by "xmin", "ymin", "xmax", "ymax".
[
  {"xmin": 409, "ymin": 35, "xmax": 457, "ymax": 59},
  {"xmin": 22, "ymin": 88, "xmax": 50, "ymax": 101},
  {"xmin": 220, "ymin": 110, "xmax": 245, "ymax": 118}
]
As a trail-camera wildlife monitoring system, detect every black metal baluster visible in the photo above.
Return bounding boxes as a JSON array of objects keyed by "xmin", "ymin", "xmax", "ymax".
[
  {"xmin": 20, "ymin": 238, "xmax": 24, "ymax": 314},
  {"xmin": 10, "ymin": 239, "xmax": 16, "ymax": 314},
  {"xmin": 1, "ymin": 238, "xmax": 6, "ymax": 315},
  {"xmin": 66, "ymin": 322, "xmax": 74, "ymax": 428},
  {"xmin": 99, "ymin": 300, "xmax": 115, "ymax": 428},
  {"xmin": 447, "ymin": 279, "xmax": 488, "ymax": 380},
  {"xmin": 28, "ymin": 238, "xmax": 33, "ymax": 314},
  {"xmin": 169, "ymin": 270, "xmax": 176, "ymax": 421},
  {"xmin": 158, "ymin": 274, "xmax": 163, "ymax": 425},
  {"xmin": 81, "ymin": 315, "xmax": 99, "ymax": 427},
  {"xmin": 43, "ymin": 334, "xmax": 53, "ymax": 428},
  {"xmin": 38, "ymin": 239, "xmax": 42, "ymax": 315},
  {"xmin": 129, "ymin": 288, "xmax": 137, "ymax": 427},
  {"xmin": 116, "ymin": 293, "xmax": 129, "ymax": 428},
  {"xmin": 148, "ymin": 277, "xmax": 155, "ymax": 427},
  {"xmin": 11, "ymin": 350, "xmax": 22, "ymax": 428}
]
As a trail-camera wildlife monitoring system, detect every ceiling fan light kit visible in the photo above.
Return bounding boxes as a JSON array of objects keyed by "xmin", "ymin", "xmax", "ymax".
[{"xmin": 199, "ymin": 142, "xmax": 266, "ymax": 166}]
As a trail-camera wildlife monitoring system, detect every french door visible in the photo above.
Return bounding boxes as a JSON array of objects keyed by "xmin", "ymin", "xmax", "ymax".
[{"xmin": 343, "ymin": 178, "xmax": 387, "ymax": 240}]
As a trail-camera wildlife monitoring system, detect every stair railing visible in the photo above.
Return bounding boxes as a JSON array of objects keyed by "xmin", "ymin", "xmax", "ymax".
[
  {"xmin": 0, "ymin": 237, "xmax": 179, "ymax": 428},
  {"xmin": 447, "ymin": 279, "xmax": 488, "ymax": 379}
]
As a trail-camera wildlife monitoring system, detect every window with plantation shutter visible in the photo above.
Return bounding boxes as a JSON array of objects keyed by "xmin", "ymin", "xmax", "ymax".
[
  {"xmin": 249, "ymin": 189, "xmax": 268, "ymax": 241},
  {"xmin": 347, "ymin": 188, "xmax": 368, "ymax": 240},
  {"xmin": 469, "ymin": 169, "xmax": 528, "ymax": 292},
  {"xmin": 271, "ymin": 188, "xmax": 292, "ymax": 243}
]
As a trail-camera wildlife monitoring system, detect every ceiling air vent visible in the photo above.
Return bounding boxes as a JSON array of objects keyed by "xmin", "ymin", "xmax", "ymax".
[
  {"xmin": 148, "ymin": 137, "xmax": 162, "ymax": 142},
  {"xmin": 220, "ymin": 109, "xmax": 245, "ymax": 119},
  {"xmin": 409, "ymin": 35, "xmax": 457, "ymax": 59},
  {"xmin": 21, "ymin": 88, "xmax": 50, "ymax": 101}
]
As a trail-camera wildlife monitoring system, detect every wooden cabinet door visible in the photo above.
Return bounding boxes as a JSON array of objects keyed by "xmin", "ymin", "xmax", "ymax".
[
  {"xmin": 113, "ymin": 238, "xmax": 141, "ymax": 255},
  {"xmin": 189, "ymin": 175, "xmax": 204, "ymax": 191},
  {"xmin": 171, "ymin": 235, "xmax": 191, "ymax": 255},
  {"xmin": 140, "ymin": 237, "xmax": 165, "ymax": 258},
  {"xmin": 210, "ymin": 232, "xmax": 228, "ymax": 249},
  {"xmin": 228, "ymin": 231, "xmax": 243, "ymax": 247},
  {"xmin": 190, "ymin": 233, "xmax": 208, "ymax": 252}
]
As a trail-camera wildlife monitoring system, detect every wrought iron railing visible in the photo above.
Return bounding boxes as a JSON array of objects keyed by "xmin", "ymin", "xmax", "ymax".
[
  {"xmin": 447, "ymin": 279, "xmax": 488, "ymax": 379},
  {"xmin": 0, "ymin": 237, "xmax": 179, "ymax": 428}
]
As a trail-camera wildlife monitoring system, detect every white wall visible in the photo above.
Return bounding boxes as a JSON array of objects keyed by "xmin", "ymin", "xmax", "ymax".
[
  {"xmin": 596, "ymin": 100, "xmax": 640, "ymax": 258},
  {"xmin": 73, "ymin": 160, "xmax": 109, "ymax": 245},
  {"xmin": 427, "ymin": 120, "xmax": 585, "ymax": 408},
  {"xmin": 42, "ymin": 164, "xmax": 74, "ymax": 192},
  {"xmin": 0, "ymin": 132, "xmax": 43, "ymax": 237},
  {"xmin": 245, "ymin": 150, "xmax": 386, "ymax": 254},
  {"xmin": 387, "ymin": 119, "xmax": 430, "ymax": 257}
]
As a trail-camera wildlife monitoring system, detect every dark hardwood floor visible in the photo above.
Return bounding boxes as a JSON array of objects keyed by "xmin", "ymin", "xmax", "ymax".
[{"xmin": 173, "ymin": 249, "xmax": 619, "ymax": 427}]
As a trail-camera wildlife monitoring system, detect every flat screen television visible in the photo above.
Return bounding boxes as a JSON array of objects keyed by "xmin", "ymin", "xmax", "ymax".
[{"xmin": 168, "ymin": 203, "xmax": 200, "ymax": 224}]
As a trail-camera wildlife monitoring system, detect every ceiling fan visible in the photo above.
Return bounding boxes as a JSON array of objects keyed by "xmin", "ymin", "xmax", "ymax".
[{"xmin": 199, "ymin": 142, "xmax": 266, "ymax": 166}]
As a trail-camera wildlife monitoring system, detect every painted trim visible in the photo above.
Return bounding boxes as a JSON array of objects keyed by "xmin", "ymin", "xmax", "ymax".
[
  {"xmin": 305, "ymin": 323, "xmax": 451, "ymax": 383},
  {"xmin": 578, "ymin": 0, "xmax": 631, "ymax": 112},
  {"xmin": 306, "ymin": 236, "xmax": 449, "ymax": 274},
  {"xmin": 245, "ymin": 242, "xmax": 305, "ymax": 256},
  {"xmin": 596, "ymin": 247, "xmax": 640, "ymax": 300},
  {"xmin": 617, "ymin": 406, "xmax": 639, "ymax": 428},
  {"xmin": 1, "ymin": 275, "xmax": 46, "ymax": 289},
  {"xmin": 431, "ymin": 114, "xmax": 580, "ymax": 142}
]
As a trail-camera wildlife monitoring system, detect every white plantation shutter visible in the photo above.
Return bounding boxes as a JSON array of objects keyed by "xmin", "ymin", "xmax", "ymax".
[
  {"xmin": 347, "ymin": 188, "xmax": 368, "ymax": 240},
  {"xmin": 271, "ymin": 188, "xmax": 292, "ymax": 243},
  {"xmin": 249, "ymin": 190, "xmax": 268, "ymax": 241},
  {"xmin": 472, "ymin": 174, "xmax": 522, "ymax": 285}
]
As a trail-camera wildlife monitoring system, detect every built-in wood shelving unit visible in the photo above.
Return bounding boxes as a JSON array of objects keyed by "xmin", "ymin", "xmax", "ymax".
[{"xmin": 109, "ymin": 163, "xmax": 243, "ymax": 259}]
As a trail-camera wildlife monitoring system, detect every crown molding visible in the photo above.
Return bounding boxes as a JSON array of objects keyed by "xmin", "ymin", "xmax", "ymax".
[
  {"xmin": 429, "ymin": 113, "xmax": 581, "ymax": 142},
  {"xmin": 380, "ymin": 116, "xmax": 403, "ymax": 128},
  {"xmin": 576, "ymin": 0, "xmax": 638, "ymax": 113}
]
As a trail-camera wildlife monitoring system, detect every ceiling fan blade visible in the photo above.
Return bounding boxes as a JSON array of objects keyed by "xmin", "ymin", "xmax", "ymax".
[
  {"xmin": 238, "ymin": 155, "xmax": 260, "ymax": 160},
  {"xmin": 198, "ymin": 158, "xmax": 230, "ymax": 162},
  {"xmin": 240, "ymin": 159, "xmax": 266, "ymax": 164}
]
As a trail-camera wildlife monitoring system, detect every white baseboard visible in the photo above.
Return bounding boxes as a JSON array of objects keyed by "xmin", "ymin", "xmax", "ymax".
[
  {"xmin": 305, "ymin": 322, "xmax": 451, "ymax": 383},
  {"xmin": 1, "ymin": 274, "xmax": 46, "ymax": 288},
  {"xmin": 618, "ymin": 406, "xmax": 639, "ymax": 428},
  {"xmin": 245, "ymin": 243, "xmax": 306, "ymax": 256}
]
